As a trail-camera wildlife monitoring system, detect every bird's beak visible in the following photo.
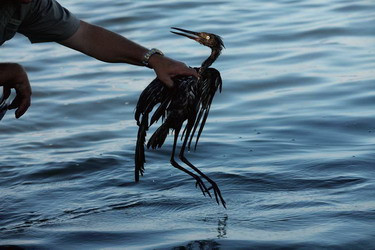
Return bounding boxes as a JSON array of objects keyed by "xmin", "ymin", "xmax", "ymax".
[{"xmin": 171, "ymin": 27, "xmax": 200, "ymax": 41}]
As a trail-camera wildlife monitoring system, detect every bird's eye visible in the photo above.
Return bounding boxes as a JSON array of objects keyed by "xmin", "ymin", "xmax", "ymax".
[{"xmin": 206, "ymin": 35, "xmax": 210, "ymax": 40}]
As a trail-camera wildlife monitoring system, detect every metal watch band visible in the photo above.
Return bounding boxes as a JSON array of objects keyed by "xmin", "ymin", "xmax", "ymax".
[{"xmin": 142, "ymin": 48, "xmax": 164, "ymax": 67}]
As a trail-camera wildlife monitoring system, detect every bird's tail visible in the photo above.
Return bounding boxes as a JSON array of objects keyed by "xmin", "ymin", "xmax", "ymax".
[
  {"xmin": 147, "ymin": 123, "xmax": 169, "ymax": 150},
  {"xmin": 135, "ymin": 114, "xmax": 148, "ymax": 182}
]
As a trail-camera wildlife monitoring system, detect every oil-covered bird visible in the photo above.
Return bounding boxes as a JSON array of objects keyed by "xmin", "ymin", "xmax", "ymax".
[{"xmin": 134, "ymin": 27, "xmax": 225, "ymax": 207}]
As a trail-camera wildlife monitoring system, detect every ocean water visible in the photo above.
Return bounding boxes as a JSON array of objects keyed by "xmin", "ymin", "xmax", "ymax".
[{"xmin": 1, "ymin": 0, "xmax": 375, "ymax": 249}]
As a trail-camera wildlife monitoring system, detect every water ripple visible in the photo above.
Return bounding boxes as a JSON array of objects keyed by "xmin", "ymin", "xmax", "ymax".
[{"xmin": 1, "ymin": 0, "xmax": 374, "ymax": 248}]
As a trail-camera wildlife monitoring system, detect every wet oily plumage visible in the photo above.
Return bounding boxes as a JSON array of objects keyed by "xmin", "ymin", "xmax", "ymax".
[{"xmin": 134, "ymin": 27, "xmax": 225, "ymax": 207}]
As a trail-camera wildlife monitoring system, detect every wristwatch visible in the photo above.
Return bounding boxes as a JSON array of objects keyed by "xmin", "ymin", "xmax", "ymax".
[{"xmin": 142, "ymin": 48, "xmax": 164, "ymax": 67}]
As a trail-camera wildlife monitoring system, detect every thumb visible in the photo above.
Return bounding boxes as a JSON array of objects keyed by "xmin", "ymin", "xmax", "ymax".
[{"xmin": 161, "ymin": 76, "xmax": 174, "ymax": 88}]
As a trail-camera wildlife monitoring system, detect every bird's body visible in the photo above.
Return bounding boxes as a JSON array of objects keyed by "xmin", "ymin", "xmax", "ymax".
[{"xmin": 134, "ymin": 28, "xmax": 225, "ymax": 207}]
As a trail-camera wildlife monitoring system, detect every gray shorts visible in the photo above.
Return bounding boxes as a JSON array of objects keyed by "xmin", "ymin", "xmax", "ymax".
[{"xmin": 0, "ymin": 0, "xmax": 80, "ymax": 45}]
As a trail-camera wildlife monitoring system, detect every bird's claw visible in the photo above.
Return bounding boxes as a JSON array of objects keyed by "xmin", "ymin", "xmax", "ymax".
[
  {"xmin": 195, "ymin": 177, "xmax": 226, "ymax": 208},
  {"xmin": 207, "ymin": 182, "xmax": 226, "ymax": 209},
  {"xmin": 195, "ymin": 178, "xmax": 212, "ymax": 198}
]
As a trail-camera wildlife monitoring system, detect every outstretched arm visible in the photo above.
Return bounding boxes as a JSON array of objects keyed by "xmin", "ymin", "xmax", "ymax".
[{"xmin": 59, "ymin": 21, "xmax": 198, "ymax": 87}]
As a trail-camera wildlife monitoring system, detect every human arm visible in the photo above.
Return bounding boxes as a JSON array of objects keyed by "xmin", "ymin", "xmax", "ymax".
[
  {"xmin": 0, "ymin": 63, "xmax": 32, "ymax": 119},
  {"xmin": 59, "ymin": 21, "xmax": 198, "ymax": 87}
]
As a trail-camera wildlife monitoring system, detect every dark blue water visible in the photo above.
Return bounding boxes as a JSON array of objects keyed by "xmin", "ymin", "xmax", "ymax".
[{"xmin": 1, "ymin": 0, "xmax": 375, "ymax": 249}]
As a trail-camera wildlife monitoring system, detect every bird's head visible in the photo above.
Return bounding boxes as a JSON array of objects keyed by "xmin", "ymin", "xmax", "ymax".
[{"xmin": 171, "ymin": 27, "xmax": 224, "ymax": 51}]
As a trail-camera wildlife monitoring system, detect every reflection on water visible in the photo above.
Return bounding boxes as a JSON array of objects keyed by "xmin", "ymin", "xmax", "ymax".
[
  {"xmin": 1, "ymin": 0, "xmax": 375, "ymax": 249},
  {"xmin": 171, "ymin": 240, "xmax": 220, "ymax": 250},
  {"xmin": 217, "ymin": 215, "xmax": 228, "ymax": 239}
]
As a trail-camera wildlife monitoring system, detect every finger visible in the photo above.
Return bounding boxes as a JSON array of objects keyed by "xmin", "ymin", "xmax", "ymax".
[
  {"xmin": 4, "ymin": 86, "xmax": 11, "ymax": 100},
  {"xmin": 9, "ymin": 92, "xmax": 31, "ymax": 118},
  {"xmin": 15, "ymin": 97, "xmax": 31, "ymax": 119},
  {"xmin": 189, "ymin": 67, "xmax": 199, "ymax": 78},
  {"xmin": 1, "ymin": 87, "xmax": 11, "ymax": 102},
  {"xmin": 9, "ymin": 80, "xmax": 32, "ymax": 118},
  {"xmin": 162, "ymin": 77, "xmax": 174, "ymax": 88},
  {"xmin": 8, "ymin": 95, "xmax": 21, "ymax": 110},
  {"xmin": 178, "ymin": 67, "xmax": 199, "ymax": 78}
]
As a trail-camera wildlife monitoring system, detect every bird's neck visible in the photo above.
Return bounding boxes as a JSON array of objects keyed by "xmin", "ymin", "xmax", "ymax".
[{"xmin": 198, "ymin": 48, "xmax": 221, "ymax": 76}]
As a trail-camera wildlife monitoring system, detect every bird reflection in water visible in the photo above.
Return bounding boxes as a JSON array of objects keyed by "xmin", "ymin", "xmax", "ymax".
[
  {"xmin": 171, "ymin": 215, "xmax": 228, "ymax": 250},
  {"xmin": 217, "ymin": 215, "xmax": 228, "ymax": 239},
  {"xmin": 134, "ymin": 27, "xmax": 226, "ymax": 207}
]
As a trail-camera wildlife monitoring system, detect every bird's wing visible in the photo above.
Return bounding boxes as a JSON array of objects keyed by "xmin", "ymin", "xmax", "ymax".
[
  {"xmin": 134, "ymin": 78, "xmax": 171, "ymax": 126},
  {"xmin": 134, "ymin": 78, "xmax": 172, "ymax": 181},
  {"xmin": 188, "ymin": 68, "xmax": 222, "ymax": 150}
]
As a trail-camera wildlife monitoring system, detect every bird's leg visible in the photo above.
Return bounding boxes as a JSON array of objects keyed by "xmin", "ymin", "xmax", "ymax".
[
  {"xmin": 179, "ymin": 121, "xmax": 226, "ymax": 208},
  {"xmin": 170, "ymin": 125, "xmax": 211, "ymax": 196},
  {"xmin": 187, "ymin": 107, "xmax": 204, "ymax": 151}
]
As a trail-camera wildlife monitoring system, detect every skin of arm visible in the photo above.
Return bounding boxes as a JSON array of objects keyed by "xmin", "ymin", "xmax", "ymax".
[
  {"xmin": 1, "ymin": 19, "xmax": 198, "ymax": 119},
  {"xmin": 0, "ymin": 63, "xmax": 32, "ymax": 118},
  {"xmin": 59, "ymin": 21, "xmax": 198, "ymax": 87}
]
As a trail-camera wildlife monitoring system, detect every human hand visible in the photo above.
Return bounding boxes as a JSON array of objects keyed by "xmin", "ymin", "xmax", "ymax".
[
  {"xmin": 0, "ymin": 63, "xmax": 32, "ymax": 119},
  {"xmin": 148, "ymin": 54, "xmax": 198, "ymax": 88}
]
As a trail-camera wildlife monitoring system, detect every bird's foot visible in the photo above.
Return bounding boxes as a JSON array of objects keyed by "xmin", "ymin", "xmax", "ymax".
[
  {"xmin": 194, "ymin": 177, "xmax": 212, "ymax": 198},
  {"xmin": 207, "ymin": 181, "xmax": 226, "ymax": 208}
]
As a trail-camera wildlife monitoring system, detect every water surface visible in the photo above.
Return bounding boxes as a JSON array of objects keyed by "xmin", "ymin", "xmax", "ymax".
[{"xmin": 1, "ymin": 0, "xmax": 375, "ymax": 249}]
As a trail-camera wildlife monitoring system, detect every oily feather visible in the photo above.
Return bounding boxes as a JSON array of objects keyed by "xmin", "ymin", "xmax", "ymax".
[{"xmin": 134, "ymin": 68, "xmax": 222, "ymax": 181}]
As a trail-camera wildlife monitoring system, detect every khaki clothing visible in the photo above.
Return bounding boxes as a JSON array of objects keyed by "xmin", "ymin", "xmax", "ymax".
[{"xmin": 0, "ymin": 0, "xmax": 80, "ymax": 45}]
